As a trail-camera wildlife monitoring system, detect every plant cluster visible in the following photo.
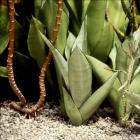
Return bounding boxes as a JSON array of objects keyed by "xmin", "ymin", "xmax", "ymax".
[{"xmin": 0, "ymin": 0, "xmax": 140, "ymax": 125}]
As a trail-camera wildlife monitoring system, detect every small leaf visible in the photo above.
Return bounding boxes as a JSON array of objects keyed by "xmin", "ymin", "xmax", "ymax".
[
  {"xmin": 63, "ymin": 87, "xmax": 82, "ymax": 125},
  {"xmin": 126, "ymin": 93, "xmax": 140, "ymax": 105},
  {"xmin": 130, "ymin": 72, "xmax": 140, "ymax": 95},
  {"xmin": 134, "ymin": 65, "xmax": 140, "ymax": 76},
  {"xmin": 0, "ymin": 35, "xmax": 9, "ymax": 54},
  {"xmin": 133, "ymin": 27, "xmax": 140, "ymax": 47},
  {"xmin": 27, "ymin": 17, "xmax": 46, "ymax": 68},
  {"xmin": 65, "ymin": 31, "xmax": 76, "ymax": 60},
  {"xmin": 0, "ymin": 66, "xmax": 7, "ymax": 78},
  {"xmin": 109, "ymin": 33, "xmax": 121, "ymax": 69}
]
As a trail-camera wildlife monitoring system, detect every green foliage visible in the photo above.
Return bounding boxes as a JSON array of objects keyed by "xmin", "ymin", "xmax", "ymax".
[
  {"xmin": 1, "ymin": 0, "xmax": 140, "ymax": 125},
  {"xmin": 40, "ymin": 31, "xmax": 117, "ymax": 125},
  {"xmin": 27, "ymin": 16, "xmax": 46, "ymax": 68},
  {"xmin": 0, "ymin": 66, "xmax": 7, "ymax": 78},
  {"xmin": 0, "ymin": 6, "xmax": 9, "ymax": 54}
]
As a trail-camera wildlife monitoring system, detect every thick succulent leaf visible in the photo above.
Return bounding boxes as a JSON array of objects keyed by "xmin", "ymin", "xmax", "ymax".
[
  {"xmin": 55, "ymin": 66, "xmax": 67, "ymax": 116},
  {"xmin": 27, "ymin": 17, "xmax": 46, "ymax": 68},
  {"xmin": 34, "ymin": 0, "xmax": 42, "ymax": 17},
  {"xmin": 133, "ymin": 27, "xmax": 140, "ymax": 47},
  {"xmin": 68, "ymin": 47, "xmax": 92, "ymax": 108},
  {"xmin": 36, "ymin": 0, "xmax": 57, "ymax": 37},
  {"xmin": 72, "ymin": 17, "xmax": 87, "ymax": 53},
  {"xmin": 62, "ymin": 87, "xmax": 82, "ymax": 125},
  {"xmin": 0, "ymin": 35, "xmax": 9, "ymax": 54},
  {"xmin": 35, "ymin": 0, "xmax": 69, "ymax": 54},
  {"xmin": 82, "ymin": 0, "xmax": 90, "ymax": 20},
  {"xmin": 134, "ymin": 65, "xmax": 140, "ymax": 76},
  {"xmin": 65, "ymin": 0, "xmax": 82, "ymax": 22},
  {"xmin": 0, "ymin": 66, "xmax": 7, "ymax": 78},
  {"xmin": 80, "ymin": 72, "xmax": 118, "ymax": 122},
  {"xmin": 133, "ymin": 27, "xmax": 140, "ymax": 60},
  {"xmin": 107, "ymin": 0, "xmax": 129, "ymax": 31},
  {"xmin": 109, "ymin": 47, "xmax": 117, "ymax": 70},
  {"xmin": 65, "ymin": 31, "xmax": 76, "ymax": 60},
  {"xmin": 0, "ymin": 6, "xmax": 9, "ymax": 54},
  {"xmin": 109, "ymin": 33, "xmax": 121, "ymax": 69},
  {"xmin": 91, "ymin": 21, "xmax": 114, "ymax": 62},
  {"xmin": 86, "ymin": 55, "xmax": 120, "ymax": 86},
  {"xmin": 56, "ymin": 8, "xmax": 69, "ymax": 54},
  {"xmin": 130, "ymin": 72, "xmax": 140, "ymax": 95},
  {"xmin": 87, "ymin": 0, "xmax": 106, "ymax": 54},
  {"xmin": 116, "ymin": 38, "xmax": 131, "ymax": 84},
  {"xmin": 40, "ymin": 32, "xmax": 69, "ymax": 88},
  {"xmin": 86, "ymin": 55, "xmax": 127, "ymax": 119}
]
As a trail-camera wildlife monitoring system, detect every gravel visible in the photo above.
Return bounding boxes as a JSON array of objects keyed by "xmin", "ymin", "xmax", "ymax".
[{"xmin": 0, "ymin": 101, "xmax": 140, "ymax": 140}]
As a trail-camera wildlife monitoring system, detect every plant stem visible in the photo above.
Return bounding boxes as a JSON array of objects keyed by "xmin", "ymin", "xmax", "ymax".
[
  {"xmin": 7, "ymin": 0, "xmax": 26, "ymax": 106},
  {"xmin": 121, "ymin": 0, "xmax": 138, "ymax": 31},
  {"xmin": 11, "ymin": 0, "xmax": 63, "ymax": 114}
]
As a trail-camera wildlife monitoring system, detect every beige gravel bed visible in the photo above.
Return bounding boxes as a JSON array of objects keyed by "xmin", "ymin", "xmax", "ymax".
[{"xmin": 0, "ymin": 102, "xmax": 140, "ymax": 140}]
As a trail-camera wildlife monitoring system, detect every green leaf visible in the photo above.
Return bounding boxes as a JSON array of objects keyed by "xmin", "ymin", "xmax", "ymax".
[
  {"xmin": 0, "ymin": 66, "xmax": 7, "ymax": 78},
  {"xmin": 116, "ymin": 38, "xmax": 131, "ymax": 84},
  {"xmin": 27, "ymin": 17, "xmax": 46, "ymax": 68},
  {"xmin": 40, "ymin": 31, "xmax": 69, "ymax": 88},
  {"xmin": 36, "ymin": 0, "xmax": 57, "ymax": 37},
  {"xmin": 34, "ymin": 0, "xmax": 42, "ymax": 17},
  {"xmin": 109, "ymin": 33, "xmax": 121, "ymax": 69},
  {"xmin": 0, "ymin": 6, "xmax": 9, "ymax": 54},
  {"xmin": 72, "ymin": 17, "xmax": 87, "ymax": 53},
  {"xmin": 85, "ymin": 55, "xmax": 126, "ymax": 119},
  {"xmin": 68, "ymin": 47, "xmax": 92, "ymax": 108},
  {"xmin": 55, "ymin": 6, "xmax": 69, "ymax": 54},
  {"xmin": 87, "ymin": 0, "xmax": 106, "ymax": 54},
  {"xmin": 107, "ymin": 0, "xmax": 129, "ymax": 31},
  {"xmin": 65, "ymin": 0, "xmax": 80, "ymax": 21},
  {"xmin": 35, "ymin": 0, "xmax": 69, "ymax": 54},
  {"xmin": 130, "ymin": 72, "xmax": 140, "ymax": 95},
  {"xmin": 63, "ymin": 87, "xmax": 82, "ymax": 125},
  {"xmin": 65, "ymin": 31, "xmax": 76, "ymax": 60},
  {"xmin": 91, "ymin": 21, "xmax": 114, "ymax": 62},
  {"xmin": 80, "ymin": 72, "xmax": 118, "ymax": 122},
  {"xmin": 133, "ymin": 27, "xmax": 140, "ymax": 48},
  {"xmin": 126, "ymin": 93, "xmax": 140, "ymax": 105},
  {"xmin": 134, "ymin": 65, "xmax": 140, "ymax": 76},
  {"xmin": 0, "ymin": 35, "xmax": 9, "ymax": 54},
  {"xmin": 86, "ymin": 55, "xmax": 120, "ymax": 86},
  {"xmin": 82, "ymin": 0, "xmax": 91, "ymax": 20}
]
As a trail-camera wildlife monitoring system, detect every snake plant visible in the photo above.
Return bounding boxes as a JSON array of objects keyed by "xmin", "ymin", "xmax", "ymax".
[
  {"xmin": 86, "ymin": 26, "xmax": 140, "ymax": 123},
  {"xmin": 40, "ymin": 30, "xmax": 118, "ymax": 125}
]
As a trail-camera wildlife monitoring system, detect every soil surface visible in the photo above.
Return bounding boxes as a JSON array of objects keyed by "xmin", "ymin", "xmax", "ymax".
[{"xmin": 0, "ymin": 101, "xmax": 140, "ymax": 140}]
